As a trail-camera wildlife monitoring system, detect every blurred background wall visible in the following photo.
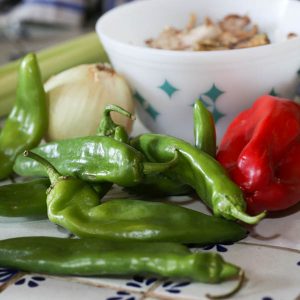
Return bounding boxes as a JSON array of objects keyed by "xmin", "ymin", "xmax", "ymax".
[{"xmin": 0, "ymin": 0, "xmax": 138, "ymax": 64}]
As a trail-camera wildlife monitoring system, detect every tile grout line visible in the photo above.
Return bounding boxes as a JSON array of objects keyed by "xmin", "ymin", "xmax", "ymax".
[
  {"xmin": 237, "ymin": 241, "xmax": 300, "ymax": 253},
  {"xmin": 141, "ymin": 279, "xmax": 197, "ymax": 300},
  {"xmin": 0, "ymin": 272, "xmax": 27, "ymax": 293},
  {"xmin": 49, "ymin": 275, "xmax": 198, "ymax": 300},
  {"xmin": 140, "ymin": 280, "xmax": 162, "ymax": 300}
]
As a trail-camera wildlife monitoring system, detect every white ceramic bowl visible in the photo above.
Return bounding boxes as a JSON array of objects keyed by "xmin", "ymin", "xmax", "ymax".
[{"xmin": 96, "ymin": 0, "xmax": 300, "ymax": 142}]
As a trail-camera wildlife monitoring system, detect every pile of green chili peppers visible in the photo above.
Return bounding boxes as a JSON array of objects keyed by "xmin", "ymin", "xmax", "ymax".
[{"xmin": 0, "ymin": 53, "xmax": 266, "ymax": 298}]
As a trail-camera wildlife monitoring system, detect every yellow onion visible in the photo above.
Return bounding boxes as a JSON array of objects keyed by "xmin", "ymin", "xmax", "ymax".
[{"xmin": 44, "ymin": 63, "xmax": 135, "ymax": 141}]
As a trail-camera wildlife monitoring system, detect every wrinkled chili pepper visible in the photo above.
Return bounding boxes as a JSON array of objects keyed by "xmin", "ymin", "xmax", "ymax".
[
  {"xmin": 0, "ymin": 53, "xmax": 47, "ymax": 180},
  {"xmin": 131, "ymin": 133, "xmax": 265, "ymax": 224},
  {"xmin": 13, "ymin": 136, "xmax": 177, "ymax": 187},
  {"xmin": 194, "ymin": 99, "xmax": 217, "ymax": 157},
  {"xmin": 23, "ymin": 150, "xmax": 247, "ymax": 244},
  {"xmin": 217, "ymin": 95, "xmax": 300, "ymax": 214},
  {"xmin": 0, "ymin": 178, "xmax": 49, "ymax": 218},
  {"xmin": 0, "ymin": 236, "xmax": 242, "ymax": 285}
]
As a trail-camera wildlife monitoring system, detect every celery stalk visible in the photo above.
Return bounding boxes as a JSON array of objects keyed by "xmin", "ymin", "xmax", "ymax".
[{"xmin": 0, "ymin": 32, "xmax": 109, "ymax": 117}]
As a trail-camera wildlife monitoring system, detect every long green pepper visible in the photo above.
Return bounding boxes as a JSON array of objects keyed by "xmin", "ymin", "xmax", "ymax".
[
  {"xmin": 24, "ymin": 151, "xmax": 247, "ymax": 244},
  {"xmin": 13, "ymin": 136, "xmax": 177, "ymax": 187},
  {"xmin": 0, "ymin": 53, "xmax": 47, "ymax": 180},
  {"xmin": 0, "ymin": 236, "xmax": 241, "ymax": 284},
  {"xmin": 131, "ymin": 133, "xmax": 265, "ymax": 224}
]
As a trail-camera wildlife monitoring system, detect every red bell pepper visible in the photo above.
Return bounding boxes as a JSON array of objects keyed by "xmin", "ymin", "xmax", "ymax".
[{"xmin": 217, "ymin": 95, "xmax": 300, "ymax": 214}]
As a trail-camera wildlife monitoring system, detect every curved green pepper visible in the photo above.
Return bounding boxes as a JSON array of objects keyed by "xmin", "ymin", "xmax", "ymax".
[
  {"xmin": 13, "ymin": 136, "xmax": 177, "ymax": 187},
  {"xmin": 0, "ymin": 53, "xmax": 47, "ymax": 180},
  {"xmin": 131, "ymin": 133, "xmax": 266, "ymax": 224},
  {"xmin": 24, "ymin": 151, "xmax": 247, "ymax": 244},
  {"xmin": 0, "ymin": 236, "xmax": 242, "ymax": 284},
  {"xmin": 194, "ymin": 99, "xmax": 217, "ymax": 157},
  {"xmin": 0, "ymin": 178, "xmax": 49, "ymax": 218}
]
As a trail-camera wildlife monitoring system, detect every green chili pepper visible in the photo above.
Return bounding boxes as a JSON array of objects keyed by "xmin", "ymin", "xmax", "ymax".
[
  {"xmin": 131, "ymin": 133, "xmax": 266, "ymax": 224},
  {"xmin": 13, "ymin": 136, "xmax": 177, "ymax": 187},
  {"xmin": 24, "ymin": 151, "xmax": 247, "ymax": 244},
  {"xmin": 0, "ymin": 236, "xmax": 243, "ymax": 285},
  {"xmin": 0, "ymin": 178, "xmax": 49, "ymax": 218},
  {"xmin": 194, "ymin": 99, "xmax": 217, "ymax": 157},
  {"xmin": 0, "ymin": 53, "xmax": 47, "ymax": 180}
]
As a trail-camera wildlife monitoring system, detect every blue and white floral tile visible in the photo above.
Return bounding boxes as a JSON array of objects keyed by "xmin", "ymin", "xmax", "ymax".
[
  {"xmin": 221, "ymin": 243, "xmax": 300, "ymax": 300},
  {"xmin": 0, "ymin": 273, "xmax": 145, "ymax": 300},
  {"xmin": 246, "ymin": 204, "xmax": 300, "ymax": 250}
]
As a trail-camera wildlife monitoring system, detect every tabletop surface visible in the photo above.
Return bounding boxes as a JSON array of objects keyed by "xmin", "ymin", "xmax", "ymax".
[{"xmin": 0, "ymin": 119, "xmax": 299, "ymax": 300}]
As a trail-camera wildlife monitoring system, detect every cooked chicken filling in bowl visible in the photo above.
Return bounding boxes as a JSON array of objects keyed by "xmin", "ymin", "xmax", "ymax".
[{"xmin": 145, "ymin": 14, "xmax": 296, "ymax": 51}]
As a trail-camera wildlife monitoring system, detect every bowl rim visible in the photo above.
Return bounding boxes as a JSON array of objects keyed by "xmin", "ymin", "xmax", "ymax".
[{"xmin": 96, "ymin": 0, "xmax": 300, "ymax": 60}]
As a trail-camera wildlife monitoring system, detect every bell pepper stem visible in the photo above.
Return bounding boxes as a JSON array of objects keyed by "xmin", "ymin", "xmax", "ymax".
[
  {"xmin": 23, "ymin": 150, "xmax": 61, "ymax": 184},
  {"xmin": 206, "ymin": 270, "xmax": 245, "ymax": 299},
  {"xmin": 143, "ymin": 150, "xmax": 179, "ymax": 175}
]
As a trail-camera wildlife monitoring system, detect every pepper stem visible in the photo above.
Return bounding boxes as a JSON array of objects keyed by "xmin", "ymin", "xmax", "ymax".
[
  {"xmin": 97, "ymin": 104, "xmax": 135, "ymax": 137},
  {"xmin": 23, "ymin": 150, "xmax": 61, "ymax": 184},
  {"xmin": 143, "ymin": 150, "xmax": 179, "ymax": 175},
  {"xmin": 229, "ymin": 207, "xmax": 266, "ymax": 225},
  {"xmin": 215, "ymin": 196, "xmax": 266, "ymax": 224},
  {"xmin": 206, "ymin": 270, "xmax": 245, "ymax": 299}
]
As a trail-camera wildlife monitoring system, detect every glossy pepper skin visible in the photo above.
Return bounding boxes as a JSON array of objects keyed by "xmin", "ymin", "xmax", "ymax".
[
  {"xmin": 0, "ymin": 53, "xmax": 47, "ymax": 180},
  {"xmin": 24, "ymin": 151, "xmax": 247, "ymax": 244},
  {"xmin": 217, "ymin": 95, "xmax": 300, "ymax": 214},
  {"xmin": 194, "ymin": 99, "xmax": 217, "ymax": 157},
  {"xmin": 0, "ymin": 236, "xmax": 241, "ymax": 283},
  {"xmin": 131, "ymin": 134, "xmax": 265, "ymax": 224},
  {"xmin": 13, "ymin": 136, "xmax": 176, "ymax": 187},
  {"xmin": 0, "ymin": 178, "xmax": 49, "ymax": 218}
]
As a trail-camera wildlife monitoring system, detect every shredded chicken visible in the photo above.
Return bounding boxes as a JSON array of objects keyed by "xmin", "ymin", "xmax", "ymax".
[
  {"xmin": 287, "ymin": 32, "xmax": 298, "ymax": 39},
  {"xmin": 146, "ymin": 14, "xmax": 271, "ymax": 51}
]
